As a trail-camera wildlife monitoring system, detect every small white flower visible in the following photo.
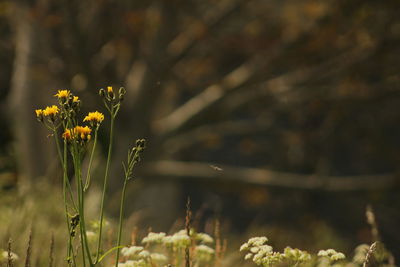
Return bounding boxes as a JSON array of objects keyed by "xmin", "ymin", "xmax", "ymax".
[
  {"xmin": 240, "ymin": 243, "xmax": 249, "ymax": 251},
  {"xmin": 259, "ymin": 245, "xmax": 273, "ymax": 254},
  {"xmin": 318, "ymin": 250, "xmax": 328, "ymax": 257},
  {"xmin": 142, "ymin": 232, "xmax": 166, "ymax": 244},
  {"xmin": 163, "ymin": 230, "xmax": 191, "ymax": 248},
  {"xmin": 245, "ymin": 253, "xmax": 253, "ymax": 260},
  {"xmin": 248, "ymin": 237, "xmax": 268, "ymax": 247},
  {"xmin": 318, "ymin": 249, "xmax": 346, "ymax": 262},
  {"xmin": 196, "ymin": 245, "xmax": 215, "ymax": 254},
  {"xmin": 331, "ymin": 252, "xmax": 345, "ymax": 261},
  {"xmin": 121, "ymin": 246, "xmax": 144, "ymax": 258},
  {"xmin": 250, "ymin": 246, "xmax": 260, "ymax": 253},
  {"xmin": 138, "ymin": 250, "xmax": 150, "ymax": 259},
  {"xmin": 326, "ymin": 249, "xmax": 336, "ymax": 255},
  {"xmin": 195, "ymin": 233, "xmax": 214, "ymax": 244}
]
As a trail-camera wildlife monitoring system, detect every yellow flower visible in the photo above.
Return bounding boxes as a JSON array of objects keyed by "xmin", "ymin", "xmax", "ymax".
[
  {"xmin": 106, "ymin": 86, "xmax": 115, "ymax": 99},
  {"xmin": 73, "ymin": 96, "xmax": 79, "ymax": 102},
  {"xmin": 43, "ymin": 105, "xmax": 59, "ymax": 116},
  {"xmin": 54, "ymin": 90, "xmax": 70, "ymax": 99},
  {"xmin": 83, "ymin": 111, "xmax": 104, "ymax": 124},
  {"xmin": 62, "ymin": 129, "xmax": 73, "ymax": 140},
  {"xmin": 74, "ymin": 126, "xmax": 92, "ymax": 141},
  {"xmin": 35, "ymin": 109, "xmax": 43, "ymax": 117}
]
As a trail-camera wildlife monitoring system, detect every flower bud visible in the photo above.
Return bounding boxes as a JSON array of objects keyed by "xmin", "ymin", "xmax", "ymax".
[
  {"xmin": 107, "ymin": 86, "xmax": 115, "ymax": 99},
  {"xmin": 99, "ymin": 88, "xmax": 106, "ymax": 98},
  {"xmin": 119, "ymin": 87, "xmax": 126, "ymax": 101}
]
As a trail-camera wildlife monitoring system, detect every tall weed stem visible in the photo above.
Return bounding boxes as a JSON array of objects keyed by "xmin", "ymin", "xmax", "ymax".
[{"xmin": 95, "ymin": 105, "xmax": 115, "ymax": 263}]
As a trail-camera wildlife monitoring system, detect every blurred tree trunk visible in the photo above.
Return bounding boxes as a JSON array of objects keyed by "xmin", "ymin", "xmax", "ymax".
[{"xmin": 8, "ymin": 0, "xmax": 55, "ymax": 192}]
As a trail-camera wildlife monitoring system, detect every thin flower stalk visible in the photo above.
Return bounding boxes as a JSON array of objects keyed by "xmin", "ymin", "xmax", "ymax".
[
  {"xmin": 95, "ymin": 105, "xmax": 116, "ymax": 263},
  {"xmin": 84, "ymin": 130, "xmax": 98, "ymax": 191},
  {"xmin": 115, "ymin": 140, "xmax": 146, "ymax": 266}
]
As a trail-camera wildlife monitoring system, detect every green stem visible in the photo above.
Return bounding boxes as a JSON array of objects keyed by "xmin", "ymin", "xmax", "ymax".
[
  {"xmin": 53, "ymin": 130, "xmax": 76, "ymax": 266},
  {"xmin": 95, "ymin": 106, "xmax": 115, "ymax": 263},
  {"xmin": 72, "ymin": 152, "xmax": 87, "ymax": 267},
  {"xmin": 80, "ymin": 184, "xmax": 94, "ymax": 266},
  {"xmin": 63, "ymin": 141, "xmax": 74, "ymax": 266},
  {"xmin": 75, "ymin": 151, "xmax": 94, "ymax": 267},
  {"xmin": 115, "ymin": 178, "xmax": 128, "ymax": 266},
  {"xmin": 54, "ymin": 128, "xmax": 77, "ymax": 210},
  {"xmin": 84, "ymin": 130, "xmax": 98, "ymax": 191}
]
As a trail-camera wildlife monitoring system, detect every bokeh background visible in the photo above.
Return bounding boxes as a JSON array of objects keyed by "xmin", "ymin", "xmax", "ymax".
[{"xmin": 1, "ymin": 0, "xmax": 400, "ymax": 263}]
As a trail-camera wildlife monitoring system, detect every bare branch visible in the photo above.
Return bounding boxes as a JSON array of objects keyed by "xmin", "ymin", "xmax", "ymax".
[
  {"xmin": 167, "ymin": 0, "xmax": 245, "ymax": 62},
  {"xmin": 153, "ymin": 56, "xmax": 263, "ymax": 136},
  {"xmin": 141, "ymin": 161, "xmax": 399, "ymax": 191},
  {"xmin": 221, "ymin": 46, "xmax": 377, "ymax": 115},
  {"xmin": 163, "ymin": 119, "xmax": 273, "ymax": 154}
]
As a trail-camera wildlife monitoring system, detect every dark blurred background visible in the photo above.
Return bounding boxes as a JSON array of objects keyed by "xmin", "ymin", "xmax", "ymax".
[{"xmin": 1, "ymin": 0, "xmax": 400, "ymax": 261}]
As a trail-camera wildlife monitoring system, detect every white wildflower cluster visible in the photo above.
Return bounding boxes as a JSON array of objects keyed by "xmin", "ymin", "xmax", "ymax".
[
  {"xmin": 0, "ymin": 250, "xmax": 19, "ymax": 263},
  {"xmin": 241, "ymin": 237, "xmax": 312, "ymax": 266},
  {"xmin": 194, "ymin": 232, "xmax": 214, "ymax": 244},
  {"xmin": 117, "ymin": 246, "xmax": 152, "ymax": 267},
  {"xmin": 121, "ymin": 246, "xmax": 150, "ymax": 260},
  {"xmin": 141, "ymin": 232, "xmax": 166, "ymax": 245},
  {"xmin": 240, "ymin": 236, "xmax": 269, "ymax": 251},
  {"xmin": 195, "ymin": 244, "xmax": 215, "ymax": 262},
  {"xmin": 117, "ymin": 229, "xmax": 215, "ymax": 266},
  {"xmin": 284, "ymin": 247, "xmax": 312, "ymax": 262},
  {"xmin": 240, "ymin": 236, "xmax": 279, "ymax": 266},
  {"xmin": 318, "ymin": 249, "xmax": 346, "ymax": 262},
  {"xmin": 163, "ymin": 230, "xmax": 191, "ymax": 249}
]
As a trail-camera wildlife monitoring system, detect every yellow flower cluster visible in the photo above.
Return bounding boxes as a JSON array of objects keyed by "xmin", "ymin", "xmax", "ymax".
[
  {"xmin": 35, "ymin": 105, "xmax": 59, "ymax": 119},
  {"xmin": 62, "ymin": 126, "xmax": 92, "ymax": 141},
  {"xmin": 83, "ymin": 111, "xmax": 104, "ymax": 123},
  {"xmin": 75, "ymin": 126, "xmax": 92, "ymax": 141},
  {"xmin": 35, "ymin": 89, "xmax": 110, "ymax": 146}
]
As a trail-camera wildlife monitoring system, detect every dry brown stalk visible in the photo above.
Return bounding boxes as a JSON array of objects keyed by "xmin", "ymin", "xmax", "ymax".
[
  {"xmin": 7, "ymin": 238, "xmax": 13, "ymax": 267},
  {"xmin": 24, "ymin": 229, "xmax": 33, "ymax": 267},
  {"xmin": 48, "ymin": 233, "xmax": 54, "ymax": 267},
  {"xmin": 363, "ymin": 242, "xmax": 378, "ymax": 267},
  {"xmin": 185, "ymin": 197, "xmax": 192, "ymax": 267}
]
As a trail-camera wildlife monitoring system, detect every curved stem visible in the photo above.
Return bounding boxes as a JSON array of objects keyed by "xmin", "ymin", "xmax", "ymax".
[
  {"xmin": 95, "ymin": 106, "xmax": 115, "ymax": 262},
  {"xmin": 115, "ymin": 178, "xmax": 128, "ymax": 266},
  {"xmin": 84, "ymin": 130, "xmax": 98, "ymax": 191}
]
